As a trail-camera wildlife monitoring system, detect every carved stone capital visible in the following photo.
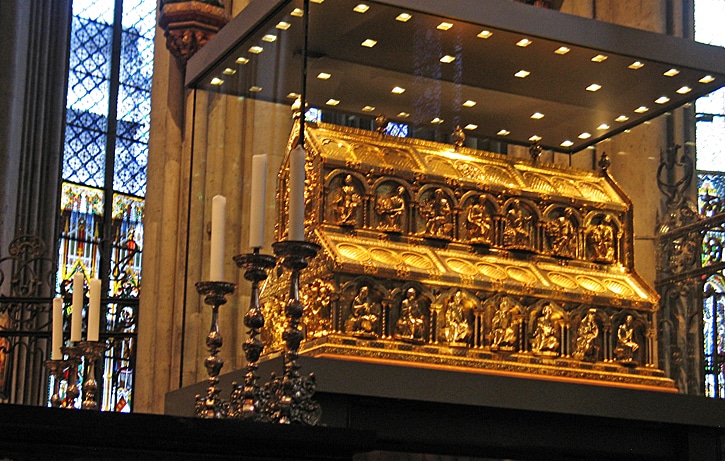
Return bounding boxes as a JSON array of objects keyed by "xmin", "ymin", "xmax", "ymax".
[{"xmin": 159, "ymin": 1, "xmax": 229, "ymax": 63}]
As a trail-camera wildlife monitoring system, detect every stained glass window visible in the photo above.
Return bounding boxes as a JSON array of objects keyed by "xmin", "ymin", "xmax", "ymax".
[
  {"xmin": 696, "ymin": 0, "xmax": 725, "ymax": 398},
  {"xmin": 57, "ymin": 0, "xmax": 153, "ymax": 412}
]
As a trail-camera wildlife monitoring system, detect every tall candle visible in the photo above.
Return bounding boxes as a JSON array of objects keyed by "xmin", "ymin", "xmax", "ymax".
[
  {"xmin": 87, "ymin": 278, "xmax": 101, "ymax": 342},
  {"xmin": 52, "ymin": 297, "xmax": 63, "ymax": 360},
  {"xmin": 210, "ymin": 194, "xmax": 226, "ymax": 281},
  {"xmin": 288, "ymin": 145, "xmax": 306, "ymax": 241},
  {"xmin": 70, "ymin": 272, "xmax": 83, "ymax": 342},
  {"xmin": 249, "ymin": 154, "xmax": 268, "ymax": 249}
]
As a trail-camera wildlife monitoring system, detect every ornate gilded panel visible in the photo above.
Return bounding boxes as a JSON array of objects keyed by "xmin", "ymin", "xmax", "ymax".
[{"xmin": 264, "ymin": 122, "xmax": 672, "ymax": 390}]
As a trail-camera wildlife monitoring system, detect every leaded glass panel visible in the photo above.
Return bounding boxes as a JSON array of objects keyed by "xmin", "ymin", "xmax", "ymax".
[
  {"xmin": 704, "ymin": 275, "xmax": 725, "ymax": 398},
  {"xmin": 57, "ymin": 0, "xmax": 154, "ymax": 412}
]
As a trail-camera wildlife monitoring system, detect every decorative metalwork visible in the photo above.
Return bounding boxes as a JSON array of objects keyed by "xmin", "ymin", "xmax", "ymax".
[
  {"xmin": 258, "ymin": 122, "xmax": 671, "ymax": 390},
  {"xmin": 193, "ymin": 281, "xmax": 236, "ymax": 418},
  {"xmin": 270, "ymin": 240, "xmax": 322, "ymax": 425},
  {"xmin": 231, "ymin": 251, "xmax": 276, "ymax": 420}
]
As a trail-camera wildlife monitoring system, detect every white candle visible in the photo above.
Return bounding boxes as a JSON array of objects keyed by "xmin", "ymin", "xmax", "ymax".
[
  {"xmin": 70, "ymin": 272, "xmax": 83, "ymax": 342},
  {"xmin": 288, "ymin": 145, "xmax": 306, "ymax": 241},
  {"xmin": 52, "ymin": 297, "xmax": 63, "ymax": 360},
  {"xmin": 210, "ymin": 194, "xmax": 226, "ymax": 281},
  {"xmin": 249, "ymin": 154, "xmax": 268, "ymax": 249},
  {"xmin": 87, "ymin": 278, "xmax": 101, "ymax": 342}
]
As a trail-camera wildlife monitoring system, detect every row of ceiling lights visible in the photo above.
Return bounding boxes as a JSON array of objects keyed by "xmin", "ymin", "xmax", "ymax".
[{"xmin": 207, "ymin": 1, "xmax": 719, "ymax": 147}]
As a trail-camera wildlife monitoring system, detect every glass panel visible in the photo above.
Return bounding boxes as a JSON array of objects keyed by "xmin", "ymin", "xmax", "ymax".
[{"xmin": 58, "ymin": 183, "xmax": 104, "ymax": 284}]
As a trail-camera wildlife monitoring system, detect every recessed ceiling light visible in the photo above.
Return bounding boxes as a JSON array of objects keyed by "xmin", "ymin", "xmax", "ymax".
[
  {"xmin": 291, "ymin": 8, "xmax": 303, "ymax": 17},
  {"xmin": 235, "ymin": 57, "xmax": 249, "ymax": 65},
  {"xmin": 531, "ymin": 112, "xmax": 544, "ymax": 120},
  {"xmin": 700, "ymin": 75, "xmax": 716, "ymax": 84},
  {"xmin": 664, "ymin": 68, "xmax": 680, "ymax": 77},
  {"xmin": 615, "ymin": 115, "xmax": 629, "ymax": 122},
  {"xmin": 310, "ymin": 0, "xmax": 324, "ymax": 3},
  {"xmin": 361, "ymin": 39, "xmax": 377, "ymax": 48},
  {"xmin": 431, "ymin": 117, "xmax": 444, "ymax": 124},
  {"xmin": 440, "ymin": 55, "xmax": 456, "ymax": 63},
  {"xmin": 516, "ymin": 38, "xmax": 532, "ymax": 47},
  {"xmin": 560, "ymin": 140, "xmax": 574, "ymax": 147},
  {"xmin": 210, "ymin": 77, "xmax": 224, "ymax": 86},
  {"xmin": 586, "ymin": 83, "xmax": 602, "ymax": 92},
  {"xmin": 497, "ymin": 129, "xmax": 511, "ymax": 136},
  {"xmin": 634, "ymin": 106, "xmax": 649, "ymax": 113},
  {"xmin": 222, "ymin": 68, "xmax": 236, "ymax": 75},
  {"xmin": 554, "ymin": 46, "xmax": 570, "ymax": 55},
  {"xmin": 317, "ymin": 72, "xmax": 331, "ymax": 80},
  {"xmin": 249, "ymin": 86, "xmax": 263, "ymax": 92},
  {"xmin": 464, "ymin": 124, "xmax": 478, "ymax": 130},
  {"xmin": 529, "ymin": 135, "xmax": 542, "ymax": 142},
  {"xmin": 249, "ymin": 46, "xmax": 263, "ymax": 54},
  {"xmin": 578, "ymin": 132, "xmax": 591, "ymax": 139},
  {"xmin": 462, "ymin": 100, "xmax": 477, "ymax": 107},
  {"xmin": 391, "ymin": 86, "xmax": 406, "ymax": 94},
  {"xmin": 597, "ymin": 123, "xmax": 610, "ymax": 130},
  {"xmin": 362, "ymin": 106, "xmax": 375, "ymax": 112},
  {"xmin": 628, "ymin": 61, "xmax": 644, "ymax": 70},
  {"xmin": 477, "ymin": 30, "xmax": 493, "ymax": 39},
  {"xmin": 326, "ymin": 99, "xmax": 340, "ymax": 106},
  {"xmin": 514, "ymin": 70, "xmax": 531, "ymax": 78},
  {"xmin": 398, "ymin": 112, "xmax": 410, "ymax": 118},
  {"xmin": 287, "ymin": 92, "xmax": 300, "ymax": 99},
  {"xmin": 276, "ymin": 21, "xmax": 291, "ymax": 30},
  {"xmin": 677, "ymin": 86, "xmax": 692, "ymax": 94},
  {"xmin": 262, "ymin": 34, "xmax": 277, "ymax": 42},
  {"xmin": 655, "ymin": 96, "xmax": 670, "ymax": 104},
  {"xmin": 396, "ymin": 13, "xmax": 412, "ymax": 22},
  {"xmin": 437, "ymin": 22, "xmax": 453, "ymax": 30},
  {"xmin": 591, "ymin": 54, "xmax": 608, "ymax": 62},
  {"xmin": 353, "ymin": 3, "xmax": 369, "ymax": 13}
]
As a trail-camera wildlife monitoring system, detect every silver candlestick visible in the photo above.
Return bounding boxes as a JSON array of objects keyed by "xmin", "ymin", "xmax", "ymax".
[
  {"xmin": 231, "ymin": 250, "xmax": 276, "ymax": 421},
  {"xmin": 78, "ymin": 341, "xmax": 108, "ymax": 410},
  {"xmin": 194, "ymin": 281, "xmax": 236, "ymax": 418},
  {"xmin": 45, "ymin": 359, "xmax": 65, "ymax": 408},
  {"xmin": 270, "ymin": 240, "xmax": 321, "ymax": 425},
  {"xmin": 61, "ymin": 345, "xmax": 83, "ymax": 409}
]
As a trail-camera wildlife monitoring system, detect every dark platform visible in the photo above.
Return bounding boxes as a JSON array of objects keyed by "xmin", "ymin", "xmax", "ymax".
[{"xmin": 164, "ymin": 356, "xmax": 725, "ymax": 460}]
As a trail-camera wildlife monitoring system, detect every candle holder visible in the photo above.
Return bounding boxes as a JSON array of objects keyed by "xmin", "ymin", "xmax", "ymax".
[
  {"xmin": 45, "ymin": 359, "xmax": 65, "ymax": 408},
  {"xmin": 194, "ymin": 281, "xmax": 236, "ymax": 418},
  {"xmin": 231, "ymin": 251, "xmax": 277, "ymax": 421},
  {"xmin": 77, "ymin": 340, "xmax": 108, "ymax": 410},
  {"xmin": 61, "ymin": 345, "xmax": 83, "ymax": 409},
  {"xmin": 270, "ymin": 240, "xmax": 321, "ymax": 425}
]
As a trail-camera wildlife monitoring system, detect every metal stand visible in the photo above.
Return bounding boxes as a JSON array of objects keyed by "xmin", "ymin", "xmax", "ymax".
[{"xmin": 193, "ymin": 281, "xmax": 236, "ymax": 418}]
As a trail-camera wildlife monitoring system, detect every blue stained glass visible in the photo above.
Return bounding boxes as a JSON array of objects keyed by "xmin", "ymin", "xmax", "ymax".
[
  {"xmin": 385, "ymin": 122, "xmax": 409, "ymax": 138},
  {"xmin": 114, "ymin": 140, "xmax": 147, "ymax": 196}
]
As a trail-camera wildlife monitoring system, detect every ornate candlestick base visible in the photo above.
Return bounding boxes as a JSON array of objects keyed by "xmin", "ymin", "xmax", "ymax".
[
  {"xmin": 45, "ymin": 359, "xmax": 65, "ymax": 408},
  {"xmin": 61, "ymin": 346, "xmax": 83, "ymax": 409},
  {"xmin": 194, "ymin": 281, "xmax": 236, "ymax": 418},
  {"xmin": 271, "ymin": 240, "xmax": 322, "ymax": 425},
  {"xmin": 78, "ymin": 341, "xmax": 108, "ymax": 410},
  {"xmin": 232, "ymin": 251, "xmax": 277, "ymax": 421}
]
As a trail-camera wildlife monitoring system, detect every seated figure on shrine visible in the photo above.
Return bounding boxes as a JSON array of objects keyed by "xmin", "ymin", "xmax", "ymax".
[
  {"xmin": 502, "ymin": 199, "xmax": 533, "ymax": 250},
  {"xmin": 490, "ymin": 296, "xmax": 518, "ymax": 351},
  {"xmin": 419, "ymin": 188, "xmax": 453, "ymax": 239},
  {"xmin": 466, "ymin": 195, "xmax": 493, "ymax": 244},
  {"xmin": 573, "ymin": 308, "xmax": 600, "ymax": 361},
  {"xmin": 530, "ymin": 303, "xmax": 560, "ymax": 356},
  {"xmin": 441, "ymin": 290, "xmax": 472, "ymax": 345},
  {"xmin": 394, "ymin": 287, "xmax": 426, "ymax": 342},
  {"xmin": 332, "ymin": 174, "xmax": 361, "ymax": 226},
  {"xmin": 375, "ymin": 185, "xmax": 406, "ymax": 232},
  {"xmin": 614, "ymin": 315, "xmax": 639, "ymax": 365},
  {"xmin": 344, "ymin": 285, "xmax": 380, "ymax": 338}
]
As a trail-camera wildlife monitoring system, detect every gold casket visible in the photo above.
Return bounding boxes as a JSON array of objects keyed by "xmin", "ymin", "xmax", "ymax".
[{"xmin": 261, "ymin": 121, "xmax": 674, "ymax": 390}]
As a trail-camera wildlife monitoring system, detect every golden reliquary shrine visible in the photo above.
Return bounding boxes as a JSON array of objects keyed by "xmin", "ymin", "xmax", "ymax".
[{"xmin": 260, "ymin": 120, "xmax": 674, "ymax": 391}]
